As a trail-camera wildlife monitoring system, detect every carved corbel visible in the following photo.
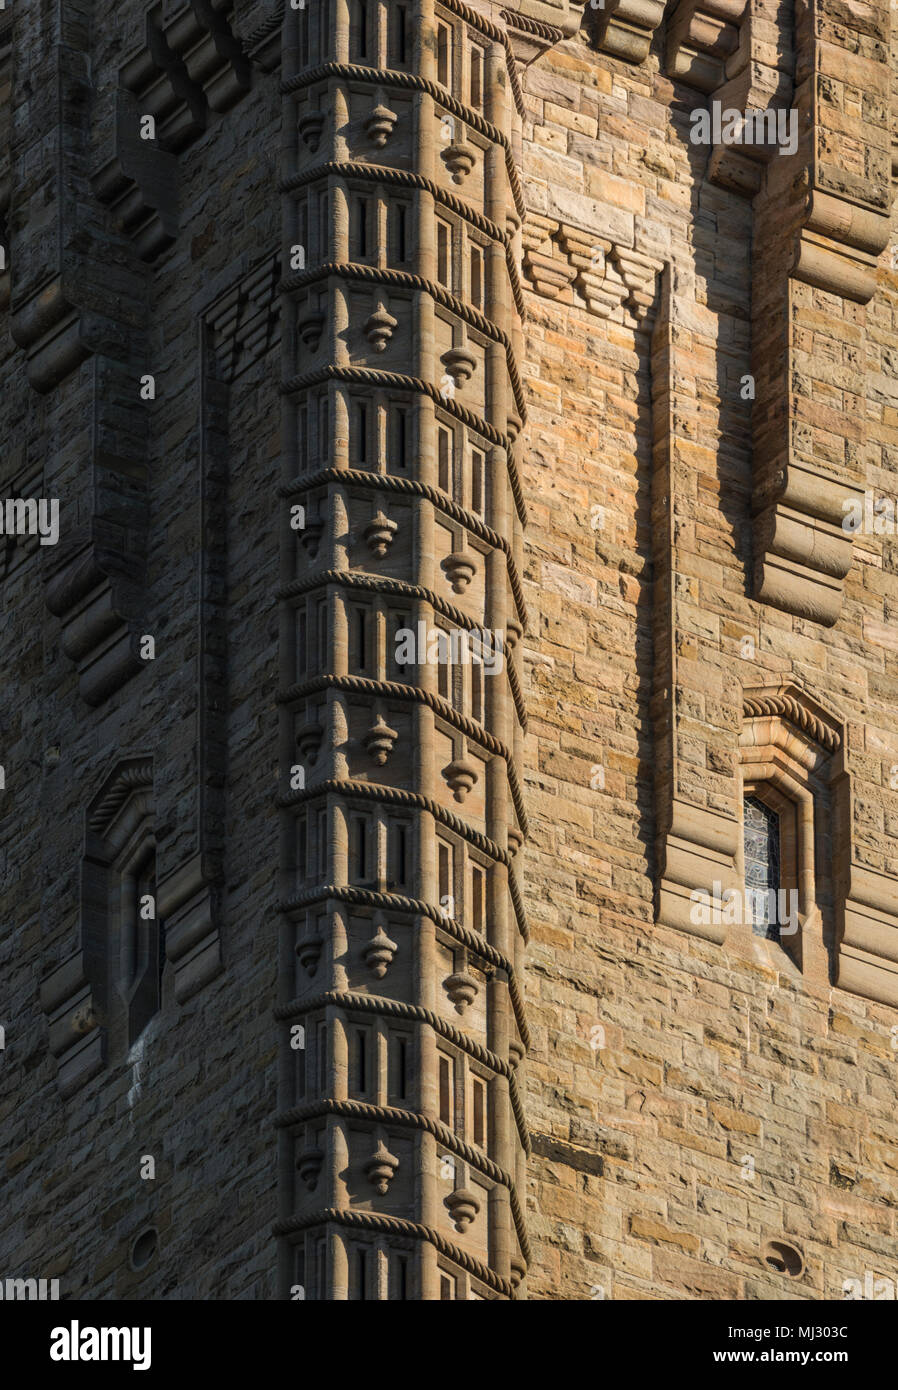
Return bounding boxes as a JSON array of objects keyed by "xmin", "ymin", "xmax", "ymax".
[
  {"xmin": 502, "ymin": 0, "xmax": 589, "ymax": 64},
  {"xmin": 587, "ymin": 0, "xmax": 667, "ymax": 64},
  {"xmin": 156, "ymin": 853, "xmax": 224, "ymax": 1003}
]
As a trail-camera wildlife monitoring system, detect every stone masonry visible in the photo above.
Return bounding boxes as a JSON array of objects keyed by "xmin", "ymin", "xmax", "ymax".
[{"xmin": 1, "ymin": 0, "xmax": 898, "ymax": 1300}]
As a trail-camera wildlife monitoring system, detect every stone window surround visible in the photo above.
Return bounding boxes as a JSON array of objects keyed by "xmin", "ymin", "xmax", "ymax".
[{"xmin": 737, "ymin": 728, "xmax": 829, "ymax": 983}]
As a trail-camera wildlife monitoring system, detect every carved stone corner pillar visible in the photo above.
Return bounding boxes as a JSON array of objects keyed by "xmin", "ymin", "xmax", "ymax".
[
  {"xmin": 156, "ymin": 853, "xmax": 224, "ymax": 1003},
  {"xmin": 275, "ymin": 0, "xmax": 559, "ymax": 1300}
]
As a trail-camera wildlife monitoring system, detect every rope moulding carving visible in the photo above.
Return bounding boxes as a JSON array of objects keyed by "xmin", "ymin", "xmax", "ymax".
[
  {"xmin": 281, "ymin": 62, "xmax": 526, "ymax": 210},
  {"xmin": 279, "ymin": 465, "xmax": 530, "ymax": 627},
  {"xmin": 274, "ymin": 988, "xmax": 531, "ymax": 1152},
  {"xmin": 279, "ymin": 777, "xmax": 530, "ymax": 941},
  {"xmin": 278, "ymin": 882, "xmax": 531, "ymax": 1047},
  {"xmin": 742, "ymin": 693, "xmax": 842, "ymax": 753},
  {"xmin": 281, "ymin": 261, "xmax": 528, "ymax": 422},
  {"xmin": 280, "ymin": 162, "xmax": 527, "ymax": 318},
  {"xmin": 272, "ymin": 1208, "xmax": 516, "ymax": 1297},
  {"xmin": 279, "ymin": 365, "xmax": 528, "ymax": 524},
  {"xmin": 276, "ymin": 568, "xmax": 528, "ymax": 728},
  {"xmin": 279, "ymin": 672, "xmax": 529, "ymax": 829},
  {"xmin": 280, "ymin": 777, "xmax": 512, "ymax": 871},
  {"xmin": 274, "ymin": 1097, "xmax": 531, "ymax": 1262}
]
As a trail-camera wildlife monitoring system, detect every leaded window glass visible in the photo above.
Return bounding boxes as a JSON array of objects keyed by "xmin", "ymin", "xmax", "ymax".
[{"xmin": 744, "ymin": 795, "xmax": 780, "ymax": 941}]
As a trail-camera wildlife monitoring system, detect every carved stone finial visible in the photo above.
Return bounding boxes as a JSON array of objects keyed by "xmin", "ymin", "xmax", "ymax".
[
  {"xmin": 441, "ymin": 346, "xmax": 476, "ymax": 388},
  {"xmin": 298, "ymin": 110, "xmax": 325, "ymax": 151},
  {"xmin": 445, "ymin": 1187, "xmax": 480, "ymax": 1232},
  {"xmin": 295, "ymin": 928, "xmax": 323, "ymax": 976},
  {"xmin": 365, "ymin": 1141, "xmax": 399, "ymax": 1194},
  {"xmin": 364, "ymin": 511, "xmax": 398, "ymax": 558},
  {"xmin": 363, "ymin": 920, "xmax": 398, "ymax": 978},
  {"xmin": 363, "ymin": 715, "xmax": 399, "ymax": 766},
  {"xmin": 441, "ymin": 142, "xmax": 475, "ymax": 184},
  {"xmin": 442, "ymin": 757, "xmax": 479, "ymax": 803},
  {"xmin": 296, "ymin": 721, "xmax": 323, "ymax": 763},
  {"xmin": 365, "ymin": 103, "xmax": 397, "ymax": 147},
  {"xmin": 444, "ymin": 969, "xmax": 478, "ymax": 1014},
  {"xmin": 441, "ymin": 553, "xmax": 476, "ymax": 594},
  {"xmin": 364, "ymin": 303, "xmax": 398, "ymax": 352},
  {"xmin": 297, "ymin": 307, "xmax": 325, "ymax": 351},
  {"xmin": 297, "ymin": 1145, "xmax": 324, "ymax": 1191}
]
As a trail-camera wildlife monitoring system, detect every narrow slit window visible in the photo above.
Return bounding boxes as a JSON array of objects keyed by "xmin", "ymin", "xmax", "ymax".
[
  {"xmin": 393, "ymin": 611, "xmax": 411, "ymax": 676},
  {"xmin": 390, "ymin": 823, "xmax": 408, "ymax": 888},
  {"xmin": 318, "ymin": 192, "xmax": 329, "ymax": 261},
  {"xmin": 318, "ymin": 1021, "xmax": 328, "ymax": 1091},
  {"xmin": 319, "ymin": 395, "xmax": 329, "ymax": 463},
  {"xmin": 392, "ymin": 4, "xmax": 408, "ymax": 65},
  {"xmin": 352, "ymin": 0, "xmax": 368, "ymax": 60},
  {"xmin": 437, "ymin": 648, "xmax": 449, "ymax": 700},
  {"xmin": 352, "ymin": 816, "xmax": 369, "ymax": 882},
  {"xmin": 355, "ymin": 198, "xmax": 369, "ymax": 259},
  {"xmin": 470, "ymin": 244, "xmax": 484, "ymax": 310},
  {"xmin": 396, "ymin": 1037, "xmax": 407, "ymax": 1098},
  {"xmin": 438, "ymin": 842, "xmax": 451, "ymax": 911},
  {"xmin": 317, "ymin": 0, "xmax": 329, "ymax": 62},
  {"xmin": 297, "ymin": 815, "xmax": 308, "ymax": 881},
  {"xmin": 744, "ymin": 796, "xmax": 781, "ymax": 942},
  {"xmin": 355, "ymin": 1029, "xmax": 367, "ymax": 1092},
  {"xmin": 438, "ymin": 427, "xmax": 452, "ymax": 493},
  {"xmin": 299, "ymin": 405, "xmax": 309, "ymax": 470},
  {"xmin": 317, "ymin": 808, "xmax": 328, "ymax": 878},
  {"xmin": 439, "ymin": 1055, "xmax": 452, "ymax": 1124},
  {"xmin": 440, "ymin": 1274, "xmax": 454, "ymax": 1300},
  {"xmin": 298, "ymin": 201, "xmax": 309, "ymax": 267},
  {"xmin": 436, "ymin": 221, "xmax": 451, "ymax": 289},
  {"xmin": 298, "ymin": 608, "xmax": 308, "ymax": 674},
  {"xmin": 472, "ymin": 865, "xmax": 485, "ymax": 930},
  {"xmin": 393, "ymin": 407, "xmax": 408, "ymax": 471},
  {"xmin": 472, "ymin": 1077, "xmax": 485, "ymax": 1147},
  {"xmin": 316, "ymin": 599, "xmax": 328, "ymax": 672},
  {"xmin": 355, "ymin": 1248, "xmax": 368, "ymax": 1301},
  {"xmin": 393, "ymin": 1254, "xmax": 409, "ymax": 1300},
  {"xmin": 471, "ymin": 659, "xmax": 484, "ymax": 724},
  {"xmin": 470, "ymin": 46, "xmax": 483, "ymax": 108},
  {"xmin": 356, "ymin": 401, "xmax": 368, "ymax": 465},
  {"xmin": 298, "ymin": 3, "xmax": 310, "ymax": 65},
  {"xmin": 392, "ymin": 203, "xmax": 408, "ymax": 264},
  {"xmin": 437, "ymin": 23, "xmax": 451, "ymax": 88},
  {"xmin": 353, "ymin": 607, "xmax": 367, "ymax": 671},
  {"xmin": 471, "ymin": 447, "xmax": 485, "ymax": 515}
]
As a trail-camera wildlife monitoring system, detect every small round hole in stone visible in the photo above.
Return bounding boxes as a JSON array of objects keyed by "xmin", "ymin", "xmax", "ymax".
[
  {"xmin": 130, "ymin": 1227, "xmax": 158, "ymax": 1272},
  {"xmin": 762, "ymin": 1239, "xmax": 804, "ymax": 1278}
]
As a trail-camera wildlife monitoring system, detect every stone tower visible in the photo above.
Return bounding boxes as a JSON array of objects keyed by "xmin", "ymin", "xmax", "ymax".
[{"xmin": 2, "ymin": 0, "xmax": 898, "ymax": 1302}]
